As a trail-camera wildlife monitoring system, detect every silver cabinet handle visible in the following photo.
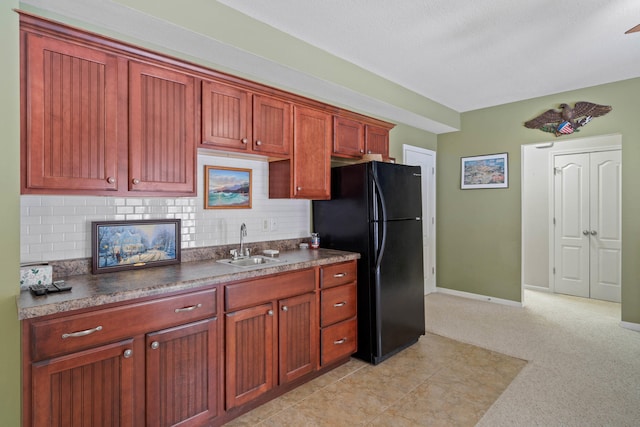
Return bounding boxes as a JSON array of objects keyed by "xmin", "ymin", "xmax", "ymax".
[
  {"xmin": 360, "ymin": 149, "xmax": 364, "ymax": 154},
  {"xmin": 590, "ymin": 230, "xmax": 597, "ymax": 235},
  {"xmin": 296, "ymin": 186, "xmax": 302, "ymax": 191},
  {"xmin": 282, "ymin": 306, "xmax": 288, "ymax": 312},
  {"xmin": 107, "ymin": 176, "xmax": 116, "ymax": 184},
  {"xmin": 174, "ymin": 303, "xmax": 202, "ymax": 313},
  {"xmin": 267, "ymin": 309, "xmax": 274, "ymax": 316},
  {"xmin": 132, "ymin": 178, "xmax": 140, "ymax": 185},
  {"xmin": 583, "ymin": 230, "xmax": 590, "ymax": 236},
  {"xmin": 62, "ymin": 325, "xmax": 103, "ymax": 339},
  {"xmin": 241, "ymin": 138, "xmax": 248, "ymax": 144},
  {"xmin": 333, "ymin": 273, "xmax": 347, "ymax": 278},
  {"xmin": 333, "ymin": 338, "xmax": 347, "ymax": 345},
  {"xmin": 333, "ymin": 301, "xmax": 347, "ymax": 308},
  {"xmin": 150, "ymin": 341, "xmax": 159, "ymax": 350},
  {"xmin": 256, "ymin": 140, "xmax": 262, "ymax": 146},
  {"xmin": 123, "ymin": 349, "xmax": 133, "ymax": 358}
]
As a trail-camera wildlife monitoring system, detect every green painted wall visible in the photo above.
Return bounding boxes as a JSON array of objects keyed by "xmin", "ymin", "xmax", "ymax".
[
  {"xmin": 437, "ymin": 78, "xmax": 640, "ymax": 323},
  {"xmin": 390, "ymin": 124, "xmax": 438, "ymax": 160},
  {"xmin": 0, "ymin": 2, "xmax": 21, "ymax": 426}
]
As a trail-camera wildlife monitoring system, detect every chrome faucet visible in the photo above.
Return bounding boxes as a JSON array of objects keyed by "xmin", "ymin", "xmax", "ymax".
[{"xmin": 239, "ymin": 223, "xmax": 247, "ymax": 257}]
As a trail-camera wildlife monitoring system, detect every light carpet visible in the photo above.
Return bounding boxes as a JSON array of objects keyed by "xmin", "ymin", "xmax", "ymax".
[{"xmin": 425, "ymin": 289, "xmax": 640, "ymax": 426}]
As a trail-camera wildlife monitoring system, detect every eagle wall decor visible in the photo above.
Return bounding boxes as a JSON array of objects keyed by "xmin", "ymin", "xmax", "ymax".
[{"xmin": 524, "ymin": 102, "xmax": 612, "ymax": 136}]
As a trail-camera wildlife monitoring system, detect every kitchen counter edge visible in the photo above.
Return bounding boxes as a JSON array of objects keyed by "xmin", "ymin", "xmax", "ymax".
[{"xmin": 17, "ymin": 249, "xmax": 359, "ymax": 320}]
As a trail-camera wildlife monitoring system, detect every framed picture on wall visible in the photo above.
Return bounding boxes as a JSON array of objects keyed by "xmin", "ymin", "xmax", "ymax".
[
  {"xmin": 91, "ymin": 219, "xmax": 181, "ymax": 274},
  {"xmin": 461, "ymin": 153, "xmax": 508, "ymax": 189},
  {"xmin": 204, "ymin": 166, "xmax": 252, "ymax": 209}
]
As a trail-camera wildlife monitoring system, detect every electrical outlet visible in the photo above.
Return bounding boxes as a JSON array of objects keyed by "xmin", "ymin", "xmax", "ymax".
[
  {"xmin": 270, "ymin": 218, "xmax": 278, "ymax": 231},
  {"xmin": 262, "ymin": 218, "xmax": 269, "ymax": 232}
]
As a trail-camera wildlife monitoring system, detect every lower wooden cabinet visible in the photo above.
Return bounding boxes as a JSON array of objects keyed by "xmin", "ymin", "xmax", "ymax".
[
  {"xmin": 224, "ymin": 277, "xmax": 318, "ymax": 409},
  {"xmin": 319, "ymin": 261, "xmax": 358, "ymax": 366},
  {"xmin": 23, "ymin": 287, "xmax": 220, "ymax": 427},
  {"xmin": 146, "ymin": 318, "xmax": 219, "ymax": 426},
  {"xmin": 23, "ymin": 262, "xmax": 356, "ymax": 427},
  {"xmin": 31, "ymin": 339, "xmax": 136, "ymax": 427},
  {"xmin": 225, "ymin": 302, "xmax": 275, "ymax": 409}
]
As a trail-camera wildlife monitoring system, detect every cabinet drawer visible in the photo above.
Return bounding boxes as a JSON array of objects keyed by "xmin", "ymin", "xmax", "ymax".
[
  {"xmin": 321, "ymin": 318, "xmax": 357, "ymax": 366},
  {"xmin": 321, "ymin": 283, "xmax": 356, "ymax": 327},
  {"xmin": 321, "ymin": 261, "xmax": 356, "ymax": 289},
  {"xmin": 225, "ymin": 269, "xmax": 315, "ymax": 311},
  {"xmin": 31, "ymin": 288, "xmax": 217, "ymax": 361}
]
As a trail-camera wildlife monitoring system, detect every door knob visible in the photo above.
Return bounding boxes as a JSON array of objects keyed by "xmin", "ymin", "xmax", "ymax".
[
  {"xmin": 590, "ymin": 230, "xmax": 597, "ymax": 236},
  {"xmin": 582, "ymin": 230, "xmax": 590, "ymax": 236}
]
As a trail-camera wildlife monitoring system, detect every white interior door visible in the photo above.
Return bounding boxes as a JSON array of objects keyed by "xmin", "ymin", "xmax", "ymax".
[
  {"xmin": 403, "ymin": 145, "xmax": 436, "ymax": 294},
  {"xmin": 589, "ymin": 151, "xmax": 622, "ymax": 302},
  {"xmin": 553, "ymin": 150, "xmax": 621, "ymax": 302}
]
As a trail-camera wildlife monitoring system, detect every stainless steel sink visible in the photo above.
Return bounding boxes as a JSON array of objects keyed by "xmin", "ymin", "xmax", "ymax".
[{"xmin": 217, "ymin": 255, "xmax": 282, "ymax": 268}]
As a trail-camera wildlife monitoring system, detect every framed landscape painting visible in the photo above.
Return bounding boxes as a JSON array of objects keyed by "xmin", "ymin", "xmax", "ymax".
[
  {"xmin": 205, "ymin": 166, "xmax": 252, "ymax": 209},
  {"xmin": 92, "ymin": 219, "xmax": 181, "ymax": 274},
  {"xmin": 461, "ymin": 153, "xmax": 508, "ymax": 189}
]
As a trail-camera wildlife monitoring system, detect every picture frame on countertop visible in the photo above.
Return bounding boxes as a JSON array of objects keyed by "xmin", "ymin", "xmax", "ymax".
[
  {"xmin": 91, "ymin": 219, "xmax": 181, "ymax": 274},
  {"xmin": 204, "ymin": 165, "xmax": 252, "ymax": 209},
  {"xmin": 460, "ymin": 152, "xmax": 509, "ymax": 189}
]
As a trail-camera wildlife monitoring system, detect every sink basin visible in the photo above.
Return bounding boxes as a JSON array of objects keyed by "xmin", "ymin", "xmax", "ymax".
[{"xmin": 217, "ymin": 256, "xmax": 282, "ymax": 268}]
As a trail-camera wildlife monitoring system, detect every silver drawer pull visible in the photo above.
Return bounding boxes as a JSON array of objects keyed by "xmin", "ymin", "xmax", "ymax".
[
  {"xmin": 174, "ymin": 303, "xmax": 202, "ymax": 313},
  {"xmin": 333, "ymin": 338, "xmax": 347, "ymax": 345},
  {"xmin": 333, "ymin": 273, "xmax": 347, "ymax": 278},
  {"xmin": 62, "ymin": 325, "xmax": 103, "ymax": 339},
  {"xmin": 333, "ymin": 301, "xmax": 347, "ymax": 308}
]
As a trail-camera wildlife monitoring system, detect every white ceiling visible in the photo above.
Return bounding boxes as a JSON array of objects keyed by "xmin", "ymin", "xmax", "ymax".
[{"xmin": 218, "ymin": 0, "xmax": 640, "ymax": 112}]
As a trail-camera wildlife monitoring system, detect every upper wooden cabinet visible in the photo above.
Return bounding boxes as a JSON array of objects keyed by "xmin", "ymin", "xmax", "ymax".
[
  {"xmin": 333, "ymin": 116, "xmax": 364, "ymax": 158},
  {"xmin": 269, "ymin": 105, "xmax": 331, "ymax": 200},
  {"xmin": 22, "ymin": 33, "xmax": 122, "ymax": 193},
  {"xmin": 333, "ymin": 116, "xmax": 392, "ymax": 160},
  {"xmin": 201, "ymin": 80, "xmax": 252, "ymax": 151},
  {"xmin": 201, "ymin": 80, "xmax": 291, "ymax": 157},
  {"xmin": 252, "ymin": 94, "xmax": 292, "ymax": 156},
  {"xmin": 365, "ymin": 124, "xmax": 390, "ymax": 159},
  {"xmin": 128, "ymin": 61, "xmax": 196, "ymax": 194},
  {"xmin": 21, "ymin": 25, "xmax": 197, "ymax": 196},
  {"xmin": 20, "ymin": 13, "xmax": 394, "ymax": 199}
]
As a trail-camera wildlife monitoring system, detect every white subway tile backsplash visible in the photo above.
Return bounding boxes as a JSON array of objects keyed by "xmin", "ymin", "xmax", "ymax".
[{"xmin": 20, "ymin": 155, "xmax": 311, "ymax": 263}]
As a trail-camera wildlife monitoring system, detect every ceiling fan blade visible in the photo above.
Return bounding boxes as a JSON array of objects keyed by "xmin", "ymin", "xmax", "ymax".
[{"xmin": 625, "ymin": 24, "xmax": 640, "ymax": 34}]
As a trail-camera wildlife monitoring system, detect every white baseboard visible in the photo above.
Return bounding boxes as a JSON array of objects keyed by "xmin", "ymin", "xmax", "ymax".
[
  {"xmin": 523, "ymin": 284, "xmax": 551, "ymax": 293},
  {"xmin": 435, "ymin": 287, "xmax": 522, "ymax": 308},
  {"xmin": 620, "ymin": 321, "xmax": 640, "ymax": 332}
]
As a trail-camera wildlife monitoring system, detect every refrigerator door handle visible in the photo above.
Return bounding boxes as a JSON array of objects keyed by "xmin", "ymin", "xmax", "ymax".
[{"xmin": 370, "ymin": 169, "xmax": 387, "ymax": 270}]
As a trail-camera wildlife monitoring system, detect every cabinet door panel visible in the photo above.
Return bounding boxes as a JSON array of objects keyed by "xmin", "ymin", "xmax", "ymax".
[
  {"xmin": 364, "ymin": 125, "xmax": 389, "ymax": 159},
  {"xmin": 24, "ymin": 33, "xmax": 119, "ymax": 192},
  {"xmin": 279, "ymin": 293, "xmax": 318, "ymax": 384},
  {"xmin": 253, "ymin": 95, "xmax": 291, "ymax": 156},
  {"xmin": 201, "ymin": 80, "xmax": 251, "ymax": 151},
  {"xmin": 129, "ymin": 61, "xmax": 196, "ymax": 194},
  {"xmin": 292, "ymin": 106, "xmax": 331, "ymax": 199},
  {"xmin": 225, "ymin": 303, "xmax": 275, "ymax": 409},
  {"xmin": 146, "ymin": 318, "xmax": 219, "ymax": 427},
  {"xmin": 32, "ymin": 339, "xmax": 135, "ymax": 427},
  {"xmin": 333, "ymin": 116, "xmax": 364, "ymax": 157}
]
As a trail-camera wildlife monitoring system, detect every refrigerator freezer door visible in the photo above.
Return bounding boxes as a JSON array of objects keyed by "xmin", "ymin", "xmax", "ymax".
[
  {"xmin": 372, "ymin": 218, "xmax": 425, "ymax": 363},
  {"xmin": 371, "ymin": 162, "xmax": 422, "ymax": 221}
]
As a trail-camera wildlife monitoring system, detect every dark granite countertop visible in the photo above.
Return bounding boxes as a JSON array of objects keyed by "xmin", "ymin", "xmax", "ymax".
[{"xmin": 17, "ymin": 248, "xmax": 359, "ymax": 320}]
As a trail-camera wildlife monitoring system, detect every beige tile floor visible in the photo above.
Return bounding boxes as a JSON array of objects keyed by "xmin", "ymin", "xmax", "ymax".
[{"xmin": 225, "ymin": 333, "xmax": 526, "ymax": 426}]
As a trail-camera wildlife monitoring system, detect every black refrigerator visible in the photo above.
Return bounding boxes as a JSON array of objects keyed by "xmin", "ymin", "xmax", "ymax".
[{"xmin": 313, "ymin": 161, "xmax": 425, "ymax": 364}]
